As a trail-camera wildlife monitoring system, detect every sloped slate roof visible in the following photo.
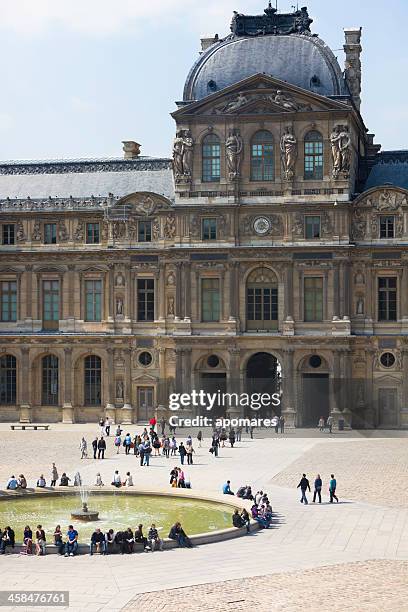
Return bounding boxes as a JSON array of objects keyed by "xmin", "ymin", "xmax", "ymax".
[
  {"xmin": 0, "ymin": 157, "xmax": 175, "ymax": 202},
  {"xmin": 364, "ymin": 151, "xmax": 408, "ymax": 191}
]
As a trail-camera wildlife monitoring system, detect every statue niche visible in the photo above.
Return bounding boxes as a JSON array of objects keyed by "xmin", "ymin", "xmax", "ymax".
[{"xmin": 225, "ymin": 129, "xmax": 243, "ymax": 180}]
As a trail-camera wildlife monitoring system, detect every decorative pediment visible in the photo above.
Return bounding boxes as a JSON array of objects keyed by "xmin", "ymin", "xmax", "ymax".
[
  {"xmin": 173, "ymin": 73, "xmax": 351, "ymax": 118},
  {"xmin": 114, "ymin": 192, "xmax": 173, "ymax": 217},
  {"xmin": 355, "ymin": 187, "xmax": 408, "ymax": 212}
]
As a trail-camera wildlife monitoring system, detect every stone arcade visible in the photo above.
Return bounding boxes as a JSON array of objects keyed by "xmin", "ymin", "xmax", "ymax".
[{"xmin": 0, "ymin": 4, "xmax": 407, "ymax": 428}]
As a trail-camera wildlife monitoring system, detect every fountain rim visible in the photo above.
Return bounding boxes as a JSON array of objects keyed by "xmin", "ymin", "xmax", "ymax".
[{"xmin": 0, "ymin": 487, "xmax": 258, "ymax": 547}]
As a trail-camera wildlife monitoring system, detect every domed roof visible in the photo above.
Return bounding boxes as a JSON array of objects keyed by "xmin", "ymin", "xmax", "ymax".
[{"xmin": 183, "ymin": 8, "xmax": 348, "ymax": 102}]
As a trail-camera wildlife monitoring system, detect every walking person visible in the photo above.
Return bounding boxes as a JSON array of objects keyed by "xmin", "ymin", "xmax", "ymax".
[
  {"xmin": 50, "ymin": 463, "xmax": 58, "ymax": 487},
  {"xmin": 279, "ymin": 415, "xmax": 285, "ymax": 434},
  {"xmin": 114, "ymin": 434, "xmax": 121, "ymax": 454},
  {"xmin": 329, "ymin": 474, "xmax": 339, "ymax": 503},
  {"xmin": 326, "ymin": 415, "xmax": 333, "ymax": 434},
  {"xmin": 236, "ymin": 426, "xmax": 242, "ymax": 442},
  {"xmin": 197, "ymin": 430, "xmax": 202, "ymax": 448},
  {"xmin": 249, "ymin": 425, "xmax": 254, "ymax": 439},
  {"xmin": 318, "ymin": 416, "xmax": 325, "ymax": 432},
  {"xmin": 92, "ymin": 437, "xmax": 98, "ymax": 460},
  {"xmin": 178, "ymin": 442, "xmax": 187, "ymax": 465},
  {"xmin": 229, "ymin": 428, "xmax": 236, "ymax": 448},
  {"xmin": 313, "ymin": 474, "xmax": 322, "ymax": 503},
  {"xmin": 124, "ymin": 432, "xmax": 132, "ymax": 455},
  {"xmin": 297, "ymin": 473, "xmax": 311, "ymax": 505},
  {"xmin": 186, "ymin": 444, "xmax": 194, "ymax": 465},
  {"xmin": 79, "ymin": 437, "xmax": 87, "ymax": 459},
  {"xmin": 97, "ymin": 437, "xmax": 106, "ymax": 459},
  {"xmin": 211, "ymin": 434, "xmax": 219, "ymax": 457}
]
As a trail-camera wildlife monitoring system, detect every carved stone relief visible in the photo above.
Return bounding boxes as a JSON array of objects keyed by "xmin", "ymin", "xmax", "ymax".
[
  {"xmin": 330, "ymin": 124, "xmax": 351, "ymax": 179},
  {"xmin": 73, "ymin": 221, "xmax": 84, "ymax": 242},
  {"xmin": 16, "ymin": 222, "xmax": 25, "ymax": 242},
  {"xmin": 241, "ymin": 214, "xmax": 283, "ymax": 237},
  {"xmin": 59, "ymin": 221, "xmax": 69, "ymax": 242},
  {"xmin": 164, "ymin": 214, "xmax": 176, "ymax": 239},
  {"xmin": 173, "ymin": 129, "xmax": 194, "ymax": 183},
  {"xmin": 280, "ymin": 126, "xmax": 297, "ymax": 181},
  {"xmin": 31, "ymin": 222, "xmax": 41, "ymax": 241}
]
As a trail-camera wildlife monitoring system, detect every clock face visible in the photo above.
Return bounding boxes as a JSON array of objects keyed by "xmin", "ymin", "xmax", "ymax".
[{"xmin": 253, "ymin": 216, "xmax": 271, "ymax": 235}]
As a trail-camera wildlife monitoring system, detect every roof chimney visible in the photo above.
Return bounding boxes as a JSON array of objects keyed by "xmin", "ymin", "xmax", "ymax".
[
  {"xmin": 343, "ymin": 28, "xmax": 362, "ymax": 111},
  {"xmin": 200, "ymin": 34, "xmax": 219, "ymax": 52},
  {"xmin": 122, "ymin": 141, "xmax": 141, "ymax": 159}
]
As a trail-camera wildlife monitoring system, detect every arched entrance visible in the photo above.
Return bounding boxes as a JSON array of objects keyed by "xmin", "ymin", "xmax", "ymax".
[
  {"xmin": 300, "ymin": 355, "xmax": 330, "ymax": 426},
  {"xmin": 196, "ymin": 354, "xmax": 227, "ymax": 418},
  {"xmin": 245, "ymin": 352, "xmax": 281, "ymax": 418}
]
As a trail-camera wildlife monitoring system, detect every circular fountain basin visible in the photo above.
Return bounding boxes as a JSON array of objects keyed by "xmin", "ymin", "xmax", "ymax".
[{"xmin": 0, "ymin": 490, "xmax": 237, "ymax": 541}]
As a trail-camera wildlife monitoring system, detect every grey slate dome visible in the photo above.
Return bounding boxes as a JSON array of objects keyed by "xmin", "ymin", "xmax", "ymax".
[{"xmin": 183, "ymin": 6, "xmax": 348, "ymax": 101}]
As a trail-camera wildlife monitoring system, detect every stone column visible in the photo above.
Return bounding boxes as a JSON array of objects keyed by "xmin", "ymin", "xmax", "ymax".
[
  {"xmin": 175, "ymin": 262, "xmax": 183, "ymax": 319},
  {"xmin": 106, "ymin": 348, "xmax": 116, "ymax": 419},
  {"xmin": 284, "ymin": 262, "xmax": 293, "ymax": 318},
  {"xmin": 330, "ymin": 351, "xmax": 342, "ymax": 428},
  {"xmin": 108, "ymin": 265, "xmax": 114, "ymax": 321},
  {"xmin": 175, "ymin": 348, "xmax": 184, "ymax": 393},
  {"xmin": 333, "ymin": 263, "xmax": 340, "ymax": 318},
  {"xmin": 62, "ymin": 347, "xmax": 74, "ymax": 423},
  {"xmin": 282, "ymin": 348, "xmax": 296, "ymax": 427},
  {"xmin": 401, "ymin": 263, "xmax": 408, "ymax": 321},
  {"xmin": 158, "ymin": 263, "xmax": 166, "ymax": 321},
  {"xmin": 157, "ymin": 347, "xmax": 167, "ymax": 412},
  {"xmin": 121, "ymin": 348, "xmax": 133, "ymax": 424},
  {"xmin": 19, "ymin": 347, "xmax": 32, "ymax": 423},
  {"xmin": 24, "ymin": 265, "xmax": 33, "ymax": 321},
  {"xmin": 184, "ymin": 262, "xmax": 191, "ymax": 320}
]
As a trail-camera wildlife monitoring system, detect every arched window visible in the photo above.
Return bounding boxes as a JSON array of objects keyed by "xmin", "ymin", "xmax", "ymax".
[
  {"xmin": 84, "ymin": 355, "xmax": 101, "ymax": 405},
  {"xmin": 246, "ymin": 267, "xmax": 278, "ymax": 331},
  {"xmin": 42, "ymin": 355, "xmax": 58, "ymax": 405},
  {"xmin": 202, "ymin": 134, "xmax": 221, "ymax": 182},
  {"xmin": 250, "ymin": 130, "xmax": 274, "ymax": 181},
  {"xmin": 304, "ymin": 130, "xmax": 323, "ymax": 180},
  {"xmin": 0, "ymin": 355, "xmax": 16, "ymax": 404}
]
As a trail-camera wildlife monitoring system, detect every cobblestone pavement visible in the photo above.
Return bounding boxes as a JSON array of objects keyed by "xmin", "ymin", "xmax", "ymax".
[
  {"xmin": 272, "ymin": 438, "xmax": 408, "ymax": 508},
  {"xmin": 122, "ymin": 560, "xmax": 408, "ymax": 612}
]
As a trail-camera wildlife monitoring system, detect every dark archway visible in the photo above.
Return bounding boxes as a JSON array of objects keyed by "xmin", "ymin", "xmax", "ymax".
[{"xmin": 245, "ymin": 352, "xmax": 281, "ymax": 418}]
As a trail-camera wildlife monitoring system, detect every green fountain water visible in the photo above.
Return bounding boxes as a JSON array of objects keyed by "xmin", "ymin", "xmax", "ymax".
[{"xmin": 0, "ymin": 493, "xmax": 232, "ymax": 541}]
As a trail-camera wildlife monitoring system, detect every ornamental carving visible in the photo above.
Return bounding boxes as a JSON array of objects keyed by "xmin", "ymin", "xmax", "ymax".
[
  {"xmin": 59, "ymin": 221, "xmax": 69, "ymax": 242},
  {"xmin": 280, "ymin": 126, "xmax": 297, "ymax": 181},
  {"xmin": 173, "ymin": 129, "xmax": 194, "ymax": 183},
  {"xmin": 330, "ymin": 125, "xmax": 351, "ymax": 179},
  {"xmin": 134, "ymin": 195, "xmax": 156, "ymax": 216},
  {"xmin": 152, "ymin": 219, "xmax": 160, "ymax": 240},
  {"xmin": 230, "ymin": 5, "xmax": 312, "ymax": 37},
  {"xmin": 225, "ymin": 129, "xmax": 243, "ymax": 180},
  {"xmin": 292, "ymin": 213, "xmax": 304, "ymax": 237},
  {"xmin": 241, "ymin": 214, "xmax": 283, "ymax": 237},
  {"xmin": 31, "ymin": 221, "xmax": 41, "ymax": 241},
  {"xmin": 73, "ymin": 221, "xmax": 84, "ymax": 241},
  {"xmin": 321, "ymin": 211, "xmax": 333, "ymax": 236},
  {"xmin": 164, "ymin": 214, "xmax": 176, "ymax": 239},
  {"xmin": 351, "ymin": 208, "xmax": 366, "ymax": 240},
  {"xmin": 16, "ymin": 222, "xmax": 25, "ymax": 242},
  {"xmin": 113, "ymin": 221, "xmax": 126, "ymax": 240},
  {"xmin": 213, "ymin": 90, "xmax": 312, "ymax": 115},
  {"xmin": 364, "ymin": 190, "xmax": 406, "ymax": 212}
]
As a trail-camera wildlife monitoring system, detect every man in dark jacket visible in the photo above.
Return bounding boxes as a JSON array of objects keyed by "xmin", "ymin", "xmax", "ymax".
[
  {"xmin": 297, "ymin": 473, "xmax": 311, "ymax": 504},
  {"xmin": 313, "ymin": 474, "xmax": 323, "ymax": 503},
  {"xmin": 0, "ymin": 527, "xmax": 15, "ymax": 553},
  {"xmin": 92, "ymin": 437, "xmax": 98, "ymax": 460},
  {"xmin": 232, "ymin": 510, "xmax": 244, "ymax": 528},
  {"xmin": 90, "ymin": 528, "xmax": 106, "ymax": 555},
  {"xmin": 178, "ymin": 442, "xmax": 187, "ymax": 465},
  {"xmin": 97, "ymin": 437, "xmax": 106, "ymax": 459}
]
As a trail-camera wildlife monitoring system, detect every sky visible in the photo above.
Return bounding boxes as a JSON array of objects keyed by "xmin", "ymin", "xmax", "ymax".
[{"xmin": 0, "ymin": 0, "xmax": 407, "ymax": 160}]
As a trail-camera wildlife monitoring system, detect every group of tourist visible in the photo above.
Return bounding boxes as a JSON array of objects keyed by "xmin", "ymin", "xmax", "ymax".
[
  {"xmin": 0, "ymin": 522, "xmax": 193, "ymax": 556},
  {"xmin": 223, "ymin": 482, "xmax": 273, "ymax": 530},
  {"xmin": 169, "ymin": 467, "xmax": 191, "ymax": 488},
  {"xmin": 297, "ymin": 473, "xmax": 339, "ymax": 504},
  {"xmin": 5, "ymin": 464, "xmax": 72, "ymax": 490},
  {"xmin": 318, "ymin": 416, "xmax": 334, "ymax": 433}
]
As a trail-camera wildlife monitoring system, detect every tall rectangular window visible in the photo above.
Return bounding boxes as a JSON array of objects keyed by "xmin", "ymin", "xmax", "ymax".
[
  {"xmin": 44, "ymin": 223, "xmax": 57, "ymax": 244},
  {"xmin": 202, "ymin": 218, "xmax": 217, "ymax": 240},
  {"xmin": 85, "ymin": 280, "xmax": 102, "ymax": 321},
  {"xmin": 379, "ymin": 216, "xmax": 395, "ymax": 239},
  {"xmin": 138, "ymin": 221, "xmax": 152, "ymax": 242},
  {"xmin": 202, "ymin": 134, "xmax": 221, "ymax": 182},
  {"xmin": 378, "ymin": 277, "xmax": 397, "ymax": 321},
  {"xmin": 304, "ymin": 277, "xmax": 323, "ymax": 322},
  {"xmin": 201, "ymin": 278, "xmax": 220, "ymax": 322},
  {"xmin": 137, "ymin": 279, "xmax": 154, "ymax": 321},
  {"xmin": 305, "ymin": 216, "xmax": 321, "ymax": 239},
  {"xmin": 43, "ymin": 280, "xmax": 59, "ymax": 329},
  {"xmin": 304, "ymin": 131, "xmax": 323, "ymax": 180},
  {"xmin": 2, "ymin": 224, "xmax": 15, "ymax": 245},
  {"xmin": 86, "ymin": 223, "xmax": 100, "ymax": 244},
  {"xmin": 0, "ymin": 281, "xmax": 17, "ymax": 322}
]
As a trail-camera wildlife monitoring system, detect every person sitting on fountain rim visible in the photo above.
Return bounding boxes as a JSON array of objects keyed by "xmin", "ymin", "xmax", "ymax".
[
  {"xmin": 54, "ymin": 525, "xmax": 65, "ymax": 555},
  {"xmin": 147, "ymin": 524, "xmax": 163, "ymax": 551},
  {"xmin": 168, "ymin": 522, "xmax": 192, "ymax": 548},
  {"xmin": 36, "ymin": 474, "xmax": 46, "ymax": 488},
  {"xmin": 64, "ymin": 525, "xmax": 78, "ymax": 557},
  {"xmin": 105, "ymin": 529, "xmax": 115, "ymax": 554},
  {"xmin": 59, "ymin": 473, "xmax": 70, "ymax": 486},
  {"xmin": 232, "ymin": 509, "xmax": 245, "ymax": 528},
  {"xmin": 112, "ymin": 470, "xmax": 122, "ymax": 487},
  {"xmin": 134, "ymin": 524, "xmax": 150, "ymax": 551},
  {"xmin": 90, "ymin": 528, "xmax": 106, "ymax": 555}
]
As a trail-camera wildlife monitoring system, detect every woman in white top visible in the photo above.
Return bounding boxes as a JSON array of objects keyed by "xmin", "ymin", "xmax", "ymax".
[{"xmin": 124, "ymin": 472, "xmax": 133, "ymax": 486}]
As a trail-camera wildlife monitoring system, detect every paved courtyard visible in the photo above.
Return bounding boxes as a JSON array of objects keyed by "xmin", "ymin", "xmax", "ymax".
[{"xmin": 0, "ymin": 425, "xmax": 407, "ymax": 611}]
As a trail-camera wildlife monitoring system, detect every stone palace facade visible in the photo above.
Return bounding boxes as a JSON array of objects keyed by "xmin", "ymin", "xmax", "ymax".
[{"xmin": 0, "ymin": 4, "xmax": 407, "ymax": 427}]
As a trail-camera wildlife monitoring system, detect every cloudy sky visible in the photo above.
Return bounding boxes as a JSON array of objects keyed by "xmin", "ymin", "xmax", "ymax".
[{"xmin": 0, "ymin": 0, "xmax": 406, "ymax": 160}]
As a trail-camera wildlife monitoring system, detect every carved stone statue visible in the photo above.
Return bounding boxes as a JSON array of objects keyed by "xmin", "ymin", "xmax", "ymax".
[
  {"xmin": 280, "ymin": 126, "xmax": 297, "ymax": 180},
  {"xmin": 331, "ymin": 125, "xmax": 351, "ymax": 179},
  {"xmin": 164, "ymin": 215, "xmax": 176, "ymax": 239},
  {"xmin": 59, "ymin": 221, "xmax": 69, "ymax": 242},
  {"xmin": 16, "ymin": 222, "xmax": 25, "ymax": 242},
  {"xmin": 173, "ymin": 129, "xmax": 194, "ymax": 180},
  {"xmin": 222, "ymin": 92, "xmax": 248, "ymax": 113},
  {"xmin": 167, "ymin": 296, "xmax": 175, "ymax": 316},
  {"xmin": 167, "ymin": 272, "xmax": 175, "ymax": 286},
  {"xmin": 116, "ymin": 380, "xmax": 124, "ymax": 399},
  {"xmin": 116, "ymin": 297, "xmax": 124, "ymax": 315},
  {"xmin": 32, "ymin": 221, "xmax": 41, "ymax": 241},
  {"xmin": 225, "ymin": 130, "xmax": 243, "ymax": 180},
  {"xmin": 73, "ymin": 221, "xmax": 84, "ymax": 241},
  {"xmin": 356, "ymin": 297, "xmax": 364, "ymax": 315},
  {"xmin": 292, "ymin": 213, "xmax": 304, "ymax": 237},
  {"xmin": 115, "ymin": 273, "xmax": 125, "ymax": 287},
  {"xmin": 272, "ymin": 90, "xmax": 299, "ymax": 111},
  {"xmin": 378, "ymin": 190, "xmax": 398, "ymax": 211}
]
